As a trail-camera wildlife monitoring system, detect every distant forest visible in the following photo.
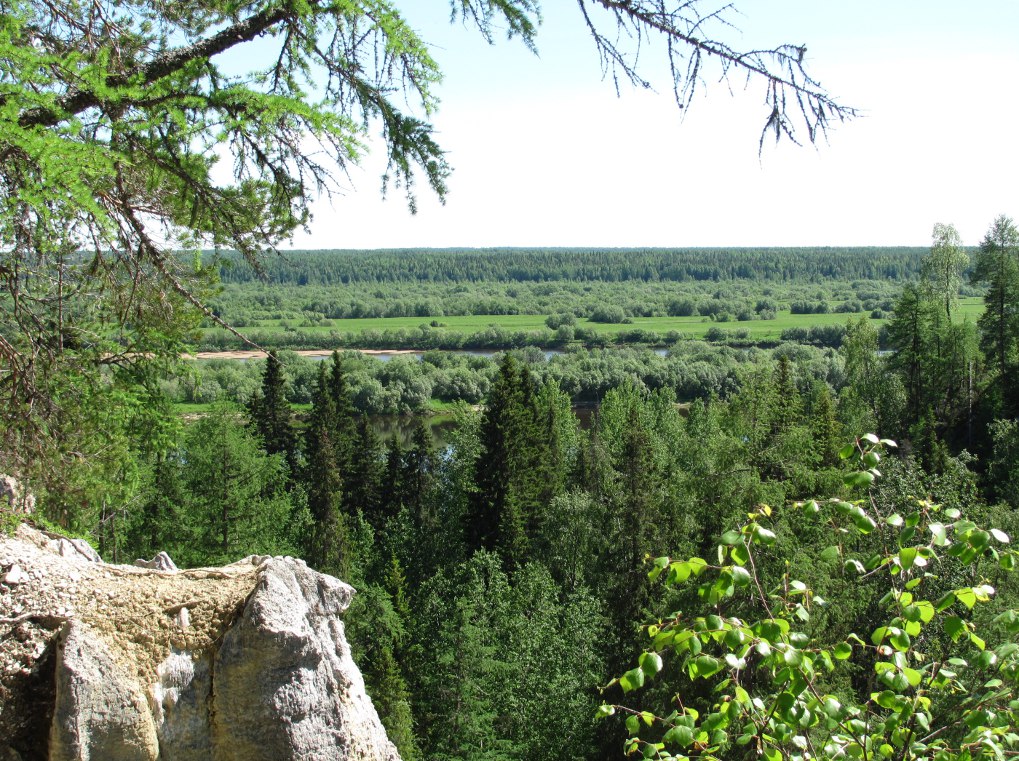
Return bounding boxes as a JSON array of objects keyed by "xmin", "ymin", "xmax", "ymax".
[{"xmin": 211, "ymin": 247, "xmax": 938, "ymax": 285}]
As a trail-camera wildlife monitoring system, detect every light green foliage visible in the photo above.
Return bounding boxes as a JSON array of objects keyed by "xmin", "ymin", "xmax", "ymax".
[
  {"xmin": 601, "ymin": 435, "xmax": 1019, "ymax": 760},
  {"xmin": 411, "ymin": 552, "xmax": 608, "ymax": 761},
  {"xmin": 923, "ymin": 223, "xmax": 970, "ymax": 320},
  {"xmin": 173, "ymin": 405, "xmax": 307, "ymax": 566}
]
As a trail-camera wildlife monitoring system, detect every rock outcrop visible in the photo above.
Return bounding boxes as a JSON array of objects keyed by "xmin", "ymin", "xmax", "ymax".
[
  {"xmin": 0, "ymin": 523, "xmax": 399, "ymax": 761},
  {"xmin": 0, "ymin": 476, "xmax": 34, "ymax": 517}
]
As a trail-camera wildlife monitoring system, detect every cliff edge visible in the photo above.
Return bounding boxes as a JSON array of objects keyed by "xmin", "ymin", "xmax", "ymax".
[{"xmin": 0, "ymin": 522, "xmax": 399, "ymax": 761}]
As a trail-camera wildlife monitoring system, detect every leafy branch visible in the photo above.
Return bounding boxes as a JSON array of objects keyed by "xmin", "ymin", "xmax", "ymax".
[{"xmin": 600, "ymin": 435, "xmax": 1019, "ymax": 761}]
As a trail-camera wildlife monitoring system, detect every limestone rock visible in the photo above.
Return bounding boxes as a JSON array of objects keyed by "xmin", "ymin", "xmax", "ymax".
[
  {"xmin": 49, "ymin": 621, "xmax": 160, "ymax": 761},
  {"xmin": 2, "ymin": 564, "xmax": 25, "ymax": 586},
  {"xmin": 0, "ymin": 523, "xmax": 399, "ymax": 761},
  {"xmin": 133, "ymin": 552, "xmax": 177, "ymax": 572},
  {"xmin": 212, "ymin": 558, "xmax": 398, "ymax": 761}
]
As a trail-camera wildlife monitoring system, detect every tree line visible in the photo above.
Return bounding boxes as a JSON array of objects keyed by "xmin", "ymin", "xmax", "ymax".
[{"xmin": 212, "ymin": 247, "xmax": 932, "ymax": 286}]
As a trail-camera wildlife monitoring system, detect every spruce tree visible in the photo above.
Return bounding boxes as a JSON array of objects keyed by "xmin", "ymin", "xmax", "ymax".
[
  {"xmin": 468, "ymin": 353, "xmax": 521, "ymax": 554},
  {"xmin": 379, "ymin": 434, "xmax": 406, "ymax": 524},
  {"xmin": 809, "ymin": 382, "xmax": 842, "ymax": 468},
  {"xmin": 771, "ymin": 354, "xmax": 802, "ymax": 433},
  {"xmin": 328, "ymin": 351, "xmax": 358, "ymax": 473},
  {"xmin": 402, "ymin": 421, "xmax": 435, "ymax": 529},
  {"xmin": 248, "ymin": 352, "xmax": 299, "ymax": 476},
  {"xmin": 347, "ymin": 417, "xmax": 384, "ymax": 527},
  {"xmin": 303, "ymin": 364, "xmax": 349, "ymax": 577}
]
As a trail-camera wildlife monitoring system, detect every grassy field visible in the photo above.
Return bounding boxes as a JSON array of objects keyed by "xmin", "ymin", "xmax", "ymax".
[{"xmin": 202, "ymin": 297, "xmax": 984, "ymax": 346}]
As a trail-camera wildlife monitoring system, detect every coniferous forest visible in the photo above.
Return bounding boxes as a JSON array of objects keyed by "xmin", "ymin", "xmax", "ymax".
[
  {"xmin": 0, "ymin": 0, "xmax": 1016, "ymax": 755},
  {"xmin": 6, "ymin": 228, "xmax": 1015, "ymax": 760}
]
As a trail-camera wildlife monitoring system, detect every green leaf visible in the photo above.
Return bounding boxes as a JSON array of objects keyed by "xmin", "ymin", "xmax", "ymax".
[
  {"xmin": 820, "ymin": 545, "xmax": 840, "ymax": 562},
  {"xmin": 956, "ymin": 588, "xmax": 977, "ymax": 609},
  {"xmin": 844, "ymin": 470, "xmax": 875, "ymax": 488},
  {"xmin": 731, "ymin": 565, "xmax": 752, "ymax": 586},
  {"xmin": 915, "ymin": 600, "xmax": 935, "ymax": 623},
  {"xmin": 833, "ymin": 642, "xmax": 852, "ymax": 660},
  {"xmin": 663, "ymin": 725, "xmax": 694, "ymax": 747},
  {"xmin": 754, "ymin": 526, "xmax": 777, "ymax": 545},
  {"xmin": 944, "ymin": 616, "xmax": 966, "ymax": 640},
  {"xmin": 875, "ymin": 690, "xmax": 901, "ymax": 709},
  {"xmin": 690, "ymin": 656, "xmax": 724, "ymax": 679},
  {"xmin": 720, "ymin": 529, "xmax": 741, "ymax": 545},
  {"xmin": 620, "ymin": 668, "xmax": 646, "ymax": 693},
  {"xmin": 823, "ymin": 697, "xmax": 842, "ymax": 717},
  {"xmin": 730, "ymin": 544, "xmax": 750, "ymax": 565},
  {"xmin": 991, "ymin": 528, "xmax": 1011, "ymax": 544},
  {"xmin": 844, "ymin": 558, "xmax": 866, "ymax": 575},
  {"xmin": 597, "ymin": 704, "xmax": 616, "ymax": 718},
  {"xmin": 639, "ymin": 652, "xmax": 664, "ymax": 676},
  {"xmin": 936, "ymin": 592, "xmax": 956, "ymax": 612},
  {"xmin": 648, "ymin": 556, "xmax": 670, "ymax": 581},
  {"xmin": 890, "ymin": 630, "xmax": 911, "ymax": 652},
  {"xmin": 852, "ymin": 511, "xmax": 877, "ymax": 533},
  {"xmin": 898, "ymin": 547, "xmax": 917, "ymax": 570},
  {"xmin": 903, "ymin": 667, "xmax": 923, "ymax": 687}
]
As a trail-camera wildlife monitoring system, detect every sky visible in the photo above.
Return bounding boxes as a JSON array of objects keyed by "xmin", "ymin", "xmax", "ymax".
[{"xmin": 283, "ymin": 1, "xmax": 1019, "ymax": 249}]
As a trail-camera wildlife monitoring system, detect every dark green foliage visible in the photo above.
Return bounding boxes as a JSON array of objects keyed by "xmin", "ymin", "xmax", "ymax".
[
  {"xmin": 346, "ymin": 418, "xmax": 385, "ymax": 526},
  {"xmin": 467, "ymin": 355, "xmax": 574, "ymax": 569},
  {"xmin": 247, "ymin": 352, "xmax": 299, "ymax": 476},
  {"xmin": 303, "ymin": 367, "xmax": 350, "ymax": 576},
  {"xmin": 213, "ymin": 247, "xmax": 930, "ymax": 287},
  {"xmin": 328, "ymin": 352, "xmax": 358, "ymax": 473},
  {"xmin": 121, "ymin": 405, "xmax": 308, "ymax": 567}
]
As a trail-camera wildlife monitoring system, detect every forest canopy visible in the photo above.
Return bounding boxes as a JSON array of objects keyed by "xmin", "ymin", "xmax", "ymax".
[{"xmin": 0, "ymin": 0, "xmax": 855, "ymax": 490}]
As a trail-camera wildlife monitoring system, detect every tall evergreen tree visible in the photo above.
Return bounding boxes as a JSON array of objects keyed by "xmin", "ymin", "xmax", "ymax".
[
  {"xmin": 402, "ymin": 421, "xmax": 435, "ymax": 530},
  {"xmin": 346, "ymin": 417, "xmax": 384, "ymax": 526},
  {"xmin": 468, "ymin": 353, "xmax": 524, "ymax": 556},
  {"xmin": 972, "ymin": 215, "xmax": 1019, "ymax": 416},
  {"xmin": 379, "ymin": 434, "xmax": 406, "ymax": 524},
  {"xmin": 808, "ymin": 382, "xmax": 842, "ymax": 468},
  {"xmin": 177, "ymin": 405, "xmax": 303, "ymax": 566},
  {"xmin": 886, "ymin": 283, "xmax": 941, "ymax": 426},
  {"xmin": 771, "ymin": 354, "xmax": 803, "ymax": 433},
  {"xmin": 328, "ymin": 351, "xmax": 358, "ymax": 473},
  {"xmin": 303, "ymin": 364, "xmax": 349, "ymax": 577},
  {"xmin": 247, "ymin": 352, "xmax": 299, "ymax": 476}
]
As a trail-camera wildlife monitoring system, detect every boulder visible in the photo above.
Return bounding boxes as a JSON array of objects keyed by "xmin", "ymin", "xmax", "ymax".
[{"xmin": 0, "ymin": 523, "xmax": 399, "ymax": 761}]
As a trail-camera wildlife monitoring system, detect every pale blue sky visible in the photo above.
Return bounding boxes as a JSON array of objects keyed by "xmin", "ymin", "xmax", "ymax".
[{"xmin": 283, "ymin": 1, "xmax": 1019, "ymax": 249}]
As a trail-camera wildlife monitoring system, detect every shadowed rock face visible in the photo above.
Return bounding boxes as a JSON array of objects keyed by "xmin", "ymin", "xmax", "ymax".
[{"xmin": 0, "ymin": 524, "xmax": 399, "ymax": 761}]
